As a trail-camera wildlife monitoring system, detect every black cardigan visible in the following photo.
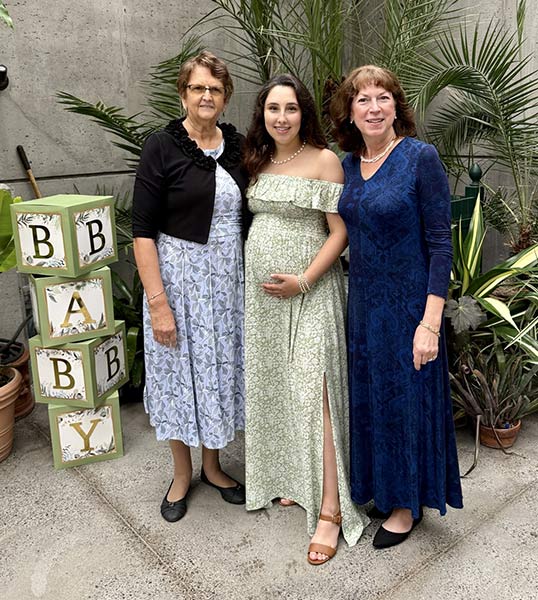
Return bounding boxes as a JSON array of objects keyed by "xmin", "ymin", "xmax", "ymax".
[{"xmin": 132, "ymin": 118, "xmax": 251, "ymax": 243}]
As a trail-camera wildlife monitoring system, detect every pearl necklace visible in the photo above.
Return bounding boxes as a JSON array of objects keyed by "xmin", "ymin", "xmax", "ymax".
[
  {"xmin": 270, "ymin": 140, "xmax": 306, "ymax": 165},
  {"xmin": 360, "ymin": 137, "xmax": 397, "ymax": 163}
]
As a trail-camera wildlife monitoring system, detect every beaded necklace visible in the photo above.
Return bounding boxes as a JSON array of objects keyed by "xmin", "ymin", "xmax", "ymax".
[
  {"xmin": 360, "ymin": 137, "xmax": 397, "ymax": 163},
  {"xmin": 270, "ymin": 140, "xmax": 307, "ymax": 165}
]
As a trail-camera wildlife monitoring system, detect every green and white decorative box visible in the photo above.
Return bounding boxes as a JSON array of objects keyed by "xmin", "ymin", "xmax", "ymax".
[
  {"xmin": 48, "ymin": 392, "xmax": 123, "ymax": 469},
  {"xmin": 11, "ymin": 194, "xmax": 117, "ymax": 277},
  {"xmin": 30, "ymin": 321, "xmax": 129, "ymax": 408},
  {"xmin": 29, "ymin": 266, "xmax": 115, "ymax": 347}
]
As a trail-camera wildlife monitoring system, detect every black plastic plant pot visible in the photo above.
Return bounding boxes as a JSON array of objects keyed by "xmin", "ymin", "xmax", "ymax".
[{"xmin": 0, "ymin": 338, "xmax": 25, "ymax": 366}]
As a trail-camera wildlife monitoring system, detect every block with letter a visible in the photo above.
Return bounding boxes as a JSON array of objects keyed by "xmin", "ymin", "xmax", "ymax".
[
  {"xmin": 29, "ymin": 267, "xmax": 115, "ymax": 346},
  {"xmin": 10, "ymin": 194, "xmax": 117, "ymax": 277},
  {"xmin": 30, "ymin": 321, "xmax": 129, "ymax": 408},
  {"xmin": 48, "ymin": 392, "xmax": 124, "ymax": 469}
]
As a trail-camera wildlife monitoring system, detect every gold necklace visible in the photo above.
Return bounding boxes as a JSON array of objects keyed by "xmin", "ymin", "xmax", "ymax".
[
  {"xmin": 270, "ymin": 141, "xmax": 306, "ymax": 165},
  {"xmin": 360, "ymin": 137, "xmax": 397, "ymax": 163}
]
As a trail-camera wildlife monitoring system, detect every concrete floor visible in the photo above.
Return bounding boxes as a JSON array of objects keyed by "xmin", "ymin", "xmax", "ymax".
[{"xmin": 2, "ymin": 402, "xmax": 537, "ymax": 600}]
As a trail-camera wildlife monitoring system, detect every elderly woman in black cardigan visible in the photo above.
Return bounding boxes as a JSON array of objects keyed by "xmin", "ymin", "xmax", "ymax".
[{"xmin": 132, "ymin": 51, "xmax": 250, "ymax": 522}]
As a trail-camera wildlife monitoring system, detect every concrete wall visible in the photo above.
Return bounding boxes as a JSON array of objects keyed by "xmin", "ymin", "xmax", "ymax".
[
  {"xmin": 0, "ymin": 0, "xmax": 256, "ymax": 339},
  {"xmin": 0, "ymin": 0, "xmax": 536, "ymax": 338}
]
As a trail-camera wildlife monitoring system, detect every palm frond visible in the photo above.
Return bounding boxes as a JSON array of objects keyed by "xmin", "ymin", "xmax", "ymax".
[
  {"xmin": 141, "ymin": 34, "xmax": 205, "ymax": 124},
  {"xmin": 56, "ymin": 92, "xmax": 152, "ymax": 167},
  {"xmin": 378, "ymin": 0, "xmax": 462, "ymax": 80}
]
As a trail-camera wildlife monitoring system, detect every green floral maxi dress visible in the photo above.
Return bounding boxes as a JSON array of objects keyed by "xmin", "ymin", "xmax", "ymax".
[{"xmin": 245, "ymin": 174, "xmax": 368, "ymax": 546}]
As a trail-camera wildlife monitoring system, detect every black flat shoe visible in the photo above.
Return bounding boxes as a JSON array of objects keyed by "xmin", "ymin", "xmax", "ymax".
[
  {"xmin": 372, "ymin": 509, "xmax": 423, "ymax": 549},
  {"xmin": 160, "ymin": 480, "xmax": 189, "ymax": 522},
  {"xmin": 200, "ymin": 468, "xmax": 246, "ymax": 505},
  {"xmin": 367, "ymin": 505, "xmax": 391, "ymax": 520}
]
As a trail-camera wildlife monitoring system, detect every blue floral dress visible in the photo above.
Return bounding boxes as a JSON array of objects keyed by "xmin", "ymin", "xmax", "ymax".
[
  {"xmin": 143, "ymin": 141, "xmax": 245, "ymax": 448},
  {"xmin": 339, "ymin": 137, "xmax": 463, "ymax": 518}
]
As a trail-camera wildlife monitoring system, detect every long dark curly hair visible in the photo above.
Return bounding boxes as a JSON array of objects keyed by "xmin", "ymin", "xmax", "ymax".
[
  {"xmin": 243, "ymin": 74, "xmax": 327, "ymax": 178},
  {"xmin": 330, "ymin": 65, "xmax": 416, "ymax": 155}
]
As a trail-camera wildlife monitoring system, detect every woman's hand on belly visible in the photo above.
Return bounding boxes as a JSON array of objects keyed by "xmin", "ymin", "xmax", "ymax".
[
  {"xmin": 262, "ymin": 273, "xmax": 301, "ymax": 300},
  {"xmin": 149, "ymin": 299, "xmax": 177, "ymax": 347}
]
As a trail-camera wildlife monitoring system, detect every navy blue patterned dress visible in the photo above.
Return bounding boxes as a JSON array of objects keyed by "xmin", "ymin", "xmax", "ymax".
[{"xmin": 339, "ymin": 137, "xmax": 463, "ymax": 518}]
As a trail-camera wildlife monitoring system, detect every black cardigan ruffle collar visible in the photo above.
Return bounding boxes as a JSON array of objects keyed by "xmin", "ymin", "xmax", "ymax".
[{"xmin": 164, "ymin": 117, "xmax": 242, "ymax": 171}]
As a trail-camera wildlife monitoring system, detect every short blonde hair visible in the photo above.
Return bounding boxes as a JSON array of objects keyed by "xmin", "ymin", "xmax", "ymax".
[{"xmin": 177, "ymin": 50, "xmax": 234, "ymax": 102}]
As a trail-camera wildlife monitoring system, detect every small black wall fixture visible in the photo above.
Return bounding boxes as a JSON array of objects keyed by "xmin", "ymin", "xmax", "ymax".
[{"xmin": 0, "ymin": 65, "xmax": 9, "ymax": 91}]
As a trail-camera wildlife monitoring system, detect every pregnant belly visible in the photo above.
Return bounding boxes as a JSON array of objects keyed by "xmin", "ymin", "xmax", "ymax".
[{"xmin": 245, "ymin": 221, "xmax": 325, "ymax": 281}]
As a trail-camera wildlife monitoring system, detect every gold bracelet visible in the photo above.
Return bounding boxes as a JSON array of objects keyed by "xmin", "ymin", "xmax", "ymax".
[
  {"xmin": 419, "ymin": 320, "xmax": 440, "ymax": 337},
  {"xmin": 148, "ymin": 289, "xmax": 165, "ymax": 303}
]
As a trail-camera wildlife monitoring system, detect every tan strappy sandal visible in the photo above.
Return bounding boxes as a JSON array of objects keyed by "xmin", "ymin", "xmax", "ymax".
[
  {"xmin": 278, "ymin": 498, "xmax": 297, "ymax": 507},
  {"xmin": 307, "ymin": 511, "xmax": 342, "ymax": 565}
]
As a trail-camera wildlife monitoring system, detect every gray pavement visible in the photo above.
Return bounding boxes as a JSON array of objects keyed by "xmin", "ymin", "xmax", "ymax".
[{"xmin": 2, "ymin": 402, "xmax": 537, "ymax": 600}]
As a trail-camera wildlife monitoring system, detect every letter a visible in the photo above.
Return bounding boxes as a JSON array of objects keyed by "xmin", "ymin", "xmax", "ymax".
[{"xmin": 60, "ymin": 291, "xmax": 96, "ymax": 328}]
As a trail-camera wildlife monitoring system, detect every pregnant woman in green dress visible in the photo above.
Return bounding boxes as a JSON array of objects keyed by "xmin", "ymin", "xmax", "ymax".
[{"xmin": 243, "ymin": 74, "xmax": 368, "ymax": 565}]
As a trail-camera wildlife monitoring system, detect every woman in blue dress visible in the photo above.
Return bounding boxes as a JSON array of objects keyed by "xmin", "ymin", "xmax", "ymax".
[
  {"xmin": 132, "ymin": 51, "xmax": 249, "ymax": 522},
  {"xmin": 330, "ymin": 65, "xmax": 463, "ymax": 548}
]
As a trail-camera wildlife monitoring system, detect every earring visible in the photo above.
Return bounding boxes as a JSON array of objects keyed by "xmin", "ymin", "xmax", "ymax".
[{"xmin": 350, "ymin": 118, "xmax": 353, "ymax": 124}]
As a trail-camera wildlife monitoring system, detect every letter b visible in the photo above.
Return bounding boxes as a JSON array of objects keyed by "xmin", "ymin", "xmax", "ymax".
[
  {"xmin": 29, "ymin": 225, "xmax": 54, "ymax": 259},
  {"xmin": 105, "ymin": 346, "xmax": 120, "ymax": 381},
  {"xmin": 87, "ymin": 220, "xmax": 105, "ymax": 255}
]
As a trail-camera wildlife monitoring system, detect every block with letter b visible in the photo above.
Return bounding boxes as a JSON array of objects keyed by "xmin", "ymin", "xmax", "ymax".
[
  {"xmin": 48, "ymin": 392, "xmax": 124, "ymax": 469},
  {"xmin": 30, "ymin": 321, "xmax": 129, "ymax": 408},
  {"xmin": 11, "ymin": 194, "xmax": 117, "ymax": 277},
  {"xmin": 29, "ymin": 266, "xmax": 115, "ymax": 346}
]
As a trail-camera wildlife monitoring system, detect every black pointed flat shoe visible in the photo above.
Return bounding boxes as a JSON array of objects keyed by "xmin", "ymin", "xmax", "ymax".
[
  {"xmin": 367, "ymin": 505, "xmax": 391, "ymax": 520},
  {"xmin": 200, "ymin": 468, "xmax": 246, "ymax": 505},
  {"xmin": 372, "ymin": 509, "xmax": 423, "ymax": 549},
  {"xmin": 160, "ymin": 480, "xmax": 189, "ymax": 522}
]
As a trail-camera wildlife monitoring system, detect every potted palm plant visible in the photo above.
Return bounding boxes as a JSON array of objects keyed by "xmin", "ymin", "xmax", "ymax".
[
  {"xmin": 0, "ymin": 184, "xmax": 25, "ymax": 460},
  {"xmin": 0, "ymin": 187, "xmax": 34, "ymax": 427},
  {"xmin": 445, "ymin": 194, "xmax": 538, "ymax": 472},
  {"xmin": 450, "ymin": 341, "xmax": 538, "ymax": 449}
]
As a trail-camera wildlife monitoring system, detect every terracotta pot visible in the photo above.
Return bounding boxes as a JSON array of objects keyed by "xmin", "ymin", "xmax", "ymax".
[
  {"xmin": 479, "ymin": 420, "xmax": 521, "ymax": 449},
  {"xmin": 0, "ymin": 366, "xmax": 22, "ymax": 462},
  {"xmin": 8, "ymin": 345, "xmax": 35, "ymax": 419}
]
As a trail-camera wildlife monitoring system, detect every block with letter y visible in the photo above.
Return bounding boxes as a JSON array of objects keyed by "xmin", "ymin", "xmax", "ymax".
[
  {"xmin": 10, "ymin": 194, "xmax": 117, "ymax": 277},
  {"xmin": 29, "ymin": 266, "xmax": 115, "ymax": 346},
  {"xmin": 30, "ymin": 321, "xmax": 129, "ymax": 408},
  {"xmin": 48, "ymin": 392, "xmax": 124, "ymax": 469}
]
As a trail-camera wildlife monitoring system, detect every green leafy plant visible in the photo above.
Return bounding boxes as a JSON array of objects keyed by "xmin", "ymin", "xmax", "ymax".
[
  {"xmin": 407, "ymin": 0, "xmax": 538, "ymax": 251},
  {"xmin": 445, "ymin": 193, "xmax": 538, "ymax": 364},
  {"xmin": 0, "ymin": 1, "xmax": 13, "ymax": 29},
  {"xmin": 0, "ymin": 187, "xmax": 22, "ymax": 273},
  {"xmin": 451, "ymin": 340, "xmax": 538, "ymax": 429}
]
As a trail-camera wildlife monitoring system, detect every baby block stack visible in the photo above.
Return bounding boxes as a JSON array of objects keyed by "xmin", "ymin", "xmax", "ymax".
[{"xmin": 11, "ymin": 195, "xmax": 127, "ymax": 468}]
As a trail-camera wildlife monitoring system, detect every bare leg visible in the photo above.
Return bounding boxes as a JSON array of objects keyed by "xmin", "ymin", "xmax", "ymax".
[
  {"xmin": 382, "ymin": 508, "xmax": 413, "ymax": 533},
  {"xmin": 309, "ymin": 376, "xmax": 341, "ymax": 562},
  {"xmin": 202, "ymin": 446, "xmax": 239, "ymax": 488},
  {"xmin": 167, "ymin": 440, "xmax": 192, "ymax": 501}
]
